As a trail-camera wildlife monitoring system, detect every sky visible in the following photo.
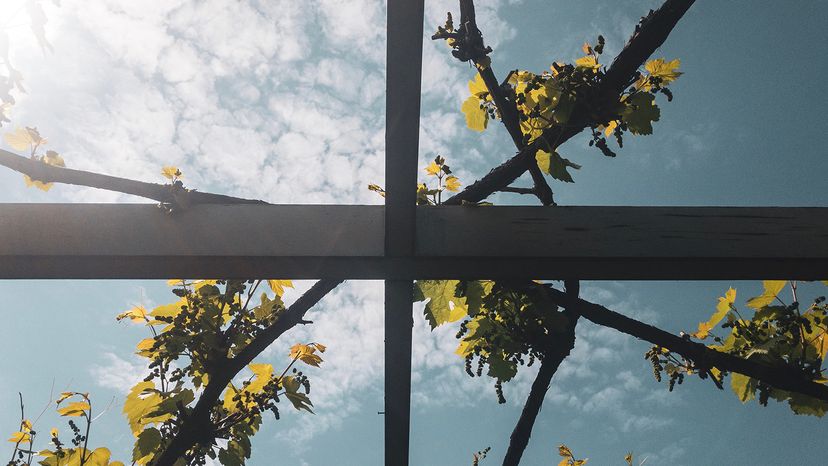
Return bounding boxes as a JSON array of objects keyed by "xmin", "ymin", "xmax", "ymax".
[{"xmin": 1, "ymin": 0, "xmax": 827, "ymax": 465}]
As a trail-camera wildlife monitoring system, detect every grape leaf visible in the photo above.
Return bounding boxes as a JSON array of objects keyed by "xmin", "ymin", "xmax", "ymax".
[
  {"xmin": 535, "ymin": 150, "xmax": 581, "ymax": 183},
  {"xmin": 461, "ymin": 96, "xmax": 488, "ymax": 132},
  {"xmin": 621, "ymin": 92, "xmax": 660, "ymax": 135},
  {"xmin": 746, "ymin": 280, "xmax": 787, "ymax": 310},
  {"xmin": 414, "ymin": 280, "xmax": 468, "ymax": 329}
]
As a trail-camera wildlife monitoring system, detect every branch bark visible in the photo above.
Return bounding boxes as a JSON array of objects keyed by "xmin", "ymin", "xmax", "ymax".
[
  {"xmin": 502, "ymin": 281, "xmax": 580, "ymax": 466},
  {"xmin": 151, "ymin": 279, "xmax": 343, "ymax": 466},
  {"xmin": 450, "ymin": 0, "xmax": 555, "ymax": 206},
  {"xmin": 444, "ymin": 0, "xmax": 696, "ymax": 206},
  {"xmin": 0, "ymin": 148, "xmax": 266, "ymax": 205},
  {"xmin": 543, "ymin": 286, "xmax": 828, "ymax": 402}
]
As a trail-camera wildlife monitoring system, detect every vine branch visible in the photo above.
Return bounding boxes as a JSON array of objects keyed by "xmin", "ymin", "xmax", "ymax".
[
  {"xmin": 444, "ymin": 0, "xmax": 696, "ymax": 206},
  {"xmin": 502, "ymin": 280, "xmax": 580, "ymax": 466},
  {"xmin": 151, "ymin": 279, "xmax": 343, "ymax": 466},
  {"xmin": 0, "ymin": 148, "xmax": 266, "ymax": 206},
  {"xmin": 542, "ymin": 285, "xmax": 828, "ymax": 402},
  {"xmin": 439, "ymin": 0, "xmax": 555, "ymax": 206}
]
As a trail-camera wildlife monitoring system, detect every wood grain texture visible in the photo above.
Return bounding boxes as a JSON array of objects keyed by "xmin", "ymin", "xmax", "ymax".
[{"xmin": 1, "ymin": 204, "xmax": 825, "ymax": 279}]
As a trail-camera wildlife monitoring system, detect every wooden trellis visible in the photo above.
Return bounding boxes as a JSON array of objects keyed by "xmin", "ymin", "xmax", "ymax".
[{"xmin": 1, "ymin": 0, "xmax": 827, "ymax": 465}]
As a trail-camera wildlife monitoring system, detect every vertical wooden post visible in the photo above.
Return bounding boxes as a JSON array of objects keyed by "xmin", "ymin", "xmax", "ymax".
[
  {"xmin": 385, "ymin": 0, "xmax": 424, "ymax": 464},
  {"xmin": 384, "ymin": 280, "xmax": 414, "ymax": 464}
]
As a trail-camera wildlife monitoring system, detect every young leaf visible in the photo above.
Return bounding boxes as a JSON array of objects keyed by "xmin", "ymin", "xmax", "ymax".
[
  {"xmin": 282, "ymin": 376, "xmax": 314, "ymax": 413},
  {"xmin": 290, "ymin": 344, "xmax": 324, "ymax": 367},
  {"xmin": 575, "ymin": 55, "xmax": 600, "ymax": 72},
  {"xmin": 133, "ymin": 428, "xmax": 162, "ymax": 465},
  {"xmin": 644, "ymin": 58, "xmax": 683, "ymax": 86},
  {"xmin": 746, "ymin": 280, "xmax": 787, "ymax": 310},
  {"xmin": 4, "ymin": 127, "xmax": 36, "ymax": 151},
  {"xmin": 116, "ymin": 306, "xmax": 148, "ymax": 323},
  {"xmin": 267, "ymin": 279, "xmax": 294, "ymax": 297},
  {"xmin": 425, "ymin": 161, "xmax": 441, "ymax": 176},
  {"xmin": 7, "ymin": 431, "xmax": 30, "ymax": 443},
  {"xmin": 444, "ymin": 175, "xmax": 461, "ymax": 192},
  {"xmin": 461, "ymin": 96, "xmax": 488, "ymax": 132},
  {"xmin": 414, "ymin": 280, "xmax": 468, "ymax": 329},
  {"xmin": 621, "ymin": 92, "xmax": 660, "ymax": 135},
  {"xmin": 692, "ymin": 287, "xmax": 736, "ymax": 339},
  {"xmin": 160, "ymin": 166, "xmax": 182, "ymax": 180},
  {"xmin": 468, "ymin": 72, "xmax": 488, "ymax": 98},
  {"xmin": 535, "ymin": 150, "xmax": 581, "ymax": 183},
  {"xmin": 57, "ymin": 401, "xmax": 90, "ymax": 417},
  {"xmin": 731, "ymin": 372, "xmax": 757, "ymax": 403}
]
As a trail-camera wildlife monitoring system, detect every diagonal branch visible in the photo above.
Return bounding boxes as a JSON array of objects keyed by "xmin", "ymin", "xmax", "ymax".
[
  {"xmin": 441, "ymin": 0, "xmax": 555, "ymax": 206},
  {"xmin": 444, "ymin": 0, "xmax": 696, "ymax": 206},
  {"xmin": 501, "ymin": 280, "xmax": 580, "ymax": 466},
  {"xmin": 543, "ymin": 286, "xmax": 828, "ymax": 402},
  {"xmin": 151, "ymin": 279, "xmax": 343, "ymax": 466},
  {"xmin": 0, "ymin": 148, "xmax": 266, "ymax": 205}
]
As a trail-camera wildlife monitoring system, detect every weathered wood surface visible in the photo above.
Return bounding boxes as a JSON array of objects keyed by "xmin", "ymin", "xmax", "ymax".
[
  {"xmin": 385, "ymin": 0, "xmax": 424, "ymax": 463},
  {"xmin": 1, "ymin": 204, "xmax": 826, "ymax": 279}
]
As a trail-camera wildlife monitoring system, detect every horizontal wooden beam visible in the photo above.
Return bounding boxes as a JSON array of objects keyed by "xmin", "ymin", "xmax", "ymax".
[{"xmin": 1, "ymin": 204, "xmax": 826, "ymax": 279}]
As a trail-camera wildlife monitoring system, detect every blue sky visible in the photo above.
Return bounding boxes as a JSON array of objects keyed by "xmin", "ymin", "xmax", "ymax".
[{"xmin": 1, "ymin": 0, "xmax": 827, "ymax": 465}]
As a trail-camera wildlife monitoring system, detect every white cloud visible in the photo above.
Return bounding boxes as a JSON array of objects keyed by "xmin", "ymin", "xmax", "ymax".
[
  {"xmin": 2, "ymin": 0, "xmax": 387, "ymax": 205},
  {"xmin": 89, "ymin": 352, "xmax": 148, "ymax": 394}
]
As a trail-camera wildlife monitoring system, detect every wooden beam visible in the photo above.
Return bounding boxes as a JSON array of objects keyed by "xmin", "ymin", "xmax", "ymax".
[
  {"xmin": 384, "ymin": 0, "xmax": 424, "ymax": 462},
  {"xmin": 1, "ymin": 204, "xmax": 826, "ymax": 279}
]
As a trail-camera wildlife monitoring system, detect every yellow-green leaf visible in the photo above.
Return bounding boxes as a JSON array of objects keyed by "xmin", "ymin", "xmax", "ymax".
[
  {"xmin": 123, "ymin": 382, "xmax": 169, "ymax": 436},
  {"xmin": 57, "ymin": 401, "xmax": 90, "ymax": 417},
  {"xmin": 117, "ymin": 306, "xmax": 148, "ymax": 323},
  {"xmin": 267, "ymin": 280, "xmax": 294, "ymax": 297},
  {"xmin": 444, "ymin": 175, "xmax": 461, "ymax": 192},
  {"xmin": 644, "ymin": 58, "xmax": 682, "ymax": 86},
  {"xmin": 601, "ymin": 120, "xmax": 618, "ymax": 137},
  {"xmin": 468, "ymin": 72, "xmax": 488, "ymax": 98},
  {"xmin": 133, "ymin": 428, "xmax": 161, "ymax": 465},
  {"xmin": 746, "ymin": 280, "xmax": 787, "ymax": 310},
  {"xmin": 161, "ymin": 166, "xmax": 182, "ymax": 180},
  {"xmin": 8, "ymin": 431, "xmax": 30, "ymax": 443},
  {"xmin": 290, "ymin": 344, "xmax": 323, "ymax": 367},
  {"xmin": 731, "ymin": 372, "xmax": 756, "ymax": 402},
  {"xmin": 535, "ymin": 150, "xmax": 581, "ymax": 183},
  {"xmin": 282, "ymin": 376, "xmax": 314, "ymax": 413},
  {"xmin": 43, "ymin": 150, "xmax": 65, "ymax": 167},
  {"xmin": 86, "ymin": 447, "xmax": 112, "ymax": 466},
  {"xmin": 575, "ymin": 55, "xmax": 600, "ymax": 72},
  {"xmin": 621, "ymin": 92, "xmax": 660, "ymax": 135},
  {"xmin": 253, "ymin": 293, "xmax": 283, "ymax": 322},
  {"xmin": 425, "ymin": 161, "xmax": 441, "ymax": 176},
  {"xmin": 4, "ymin": 127, "xmax": 35, "ymax": 151},
  {"xmin": 23, "ymin": 175, "xmax": 53, "ymax": 191},
  {"xmin": 245, "ymin": 363, "xmax": 274, "ymax": 394},
  {"xmin": 461, "ymin": 96, "xmax": 488, "ymax": 132},
  {"xmin": 692, "ymin": 287, "xmax": 736, "ymax": 339},
  {"xmin": 414, "ymin": 280, "xmax": 468, "ymax": 329}
]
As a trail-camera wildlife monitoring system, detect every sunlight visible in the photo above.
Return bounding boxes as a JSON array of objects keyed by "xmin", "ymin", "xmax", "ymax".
[{"xmin": 1, "ymin": 0, "xmax": 54, "ymax": 58}]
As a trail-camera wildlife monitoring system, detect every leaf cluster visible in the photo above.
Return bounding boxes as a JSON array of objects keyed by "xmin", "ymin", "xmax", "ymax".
[
  {"xmin": 3, "ymin": 127, "xmax": 64, "ymax": 191},
  {"xmin": 447, "ymin": 34, "xmax": 681, "ymax": 183},
  {"xmin": 115, "ymin": 279, "xmax": 323, "ymax": 466},
  {"xmin": 647, "ymin": 281, "xmax": 828, "ymax": 416},
  {"xmin": 415, "ymin": 280, "xmax": 568, "ymax": 402},
  {"xmin": 8, "ymin": 392, "xmax": 126, "ymax": 466}
]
